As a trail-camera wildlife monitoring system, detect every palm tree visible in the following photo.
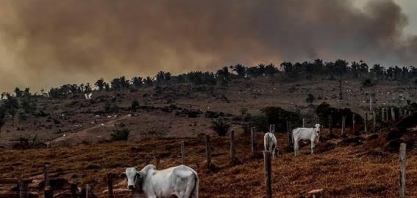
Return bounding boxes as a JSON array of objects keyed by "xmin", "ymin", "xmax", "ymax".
[
  {"xmin": 95, "ymin": 78, "xmax": 105, "ymax": 91},
  {"xmin": 131, "ymin": 77, "xmax": 143, "ymax": 88}
]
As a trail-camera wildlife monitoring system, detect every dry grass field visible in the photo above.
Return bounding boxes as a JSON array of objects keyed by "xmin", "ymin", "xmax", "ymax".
[{"xmin": 0, "ymin": 76, "xmax": 417, "ymax": 197}]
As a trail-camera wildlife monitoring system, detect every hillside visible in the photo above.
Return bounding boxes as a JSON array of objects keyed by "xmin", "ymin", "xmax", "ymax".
[
  {"xmin": 0, "ymin": 75, "xmax": 415, "ymax": 148},
  {"xmin": 0, "ymin": 75, "xmax": 417, "ymax": 197}
]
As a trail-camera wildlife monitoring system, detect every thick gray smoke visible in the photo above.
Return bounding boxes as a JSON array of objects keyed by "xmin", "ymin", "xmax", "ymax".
[{"xmin": 0, "ymin": 0, "xmax": 414, "ymax": 91}]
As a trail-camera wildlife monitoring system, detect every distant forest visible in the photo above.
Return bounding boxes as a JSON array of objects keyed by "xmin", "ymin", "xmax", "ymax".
[
  {"xmin": 1, "ymin": 59, "xmax": 417, "ymax": 133},
  {"xmin": 1, "ymin": 59, "xmax": 416, "ymax": 100}
]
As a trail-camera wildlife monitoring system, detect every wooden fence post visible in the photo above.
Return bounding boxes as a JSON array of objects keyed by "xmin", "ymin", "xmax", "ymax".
[
  {"xmin": 44, "ymin": 162, "xmax": 52, "ymax": 198},
  {"xmin": 352, "ymin": 114, "xmax": 357, "ymax": 136},
  {"xmin": 373, "ymin": 111, "xmax": 376, "ymax": 133},
  {"xmin": 86, "ymin": 184, "xmax": 89, "ymax": 198},
  {"xmin": 19, "ymin": 181, "xmax": 28, "ymax": 198},
  {"xmin": 382, "ymin": 108, "xmax": 385, "ymax": 122},
  {"xmin": 263, "ymin": 151, "xmax": 272, "ymax": 198},
  {"xmin": 230, "ymin": 129, "xmax": 236, "ymax": 163},
  {"xmin": 44, "ymin": 187, "xmax": 53, "ymax": 198},
  {"xmin": 399, "ymin": 143, "xmax": 406, "ymax": 198},
  {"xmin": 70, "ymin": 183, "xmax": 77, "ymax": 198},
  {"xmin": 251, "ymin": 127, "xmax": 257, "ymax": 155},
  {"xmin": 181, "ymin": 141, "xmax": 185, "ymax": 165},
  {"xmin": 328, "ymin": 115, "xmax": 333, "ymax": 136},
  {"xmin": 286, "ymin": 121, "xmax": 292, "ymax": 146},
  {"xmin": 365, "ymin": 112, "xmax": 368, "ymax": 133},
  {"xmin": 391, "ymin": 107, "xmax": 396, "ymax": 122},
  {"xmin": 302, "ymin": 118, "xmax": 305, "ymax": 128},
  {"xmin": 205, "ymin": 135, "xmax": 212, "ymax": 167},
  {"xmin": 369, "ymin": 96, "xmax": 373, "ymax": 112},
  {"xmin": 341, "ymin": 115, "xmax": 345, "ymax": 136},
  {"xmin": 107, "ymin": 173, "xmax": 114, "ymax": 198}
]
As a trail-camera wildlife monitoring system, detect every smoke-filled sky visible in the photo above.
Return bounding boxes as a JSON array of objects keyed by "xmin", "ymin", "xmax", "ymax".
[{"xmin": 0, "ymin": 0, "xmax": 417, "ymax": 92}]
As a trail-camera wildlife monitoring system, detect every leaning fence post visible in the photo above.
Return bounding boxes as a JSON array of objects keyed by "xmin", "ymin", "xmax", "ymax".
[
  {"xmin": 107, "ymin": 173, "xmax": 114, "ymax": 198},
  {"xmin": 251, "ymin": 127, "xmax": 257, "ymax": 155},
  {"xmin": 181, "ymin": 141, "xmax": 185, "ymax": 165},
  {"xmin": 399, "ymin": 143, "xmax": 406, "ymax": 198},
  {"xmin": 205, "ymin": 135, "xmax": 212, "ymax": 167},
  {"xmin": 263, "ymin": 151, "xmax": 272, "ymax": 198},
  {"xmin": 230, "ymin": 129, "xmax": 236, "ymax": 163}
]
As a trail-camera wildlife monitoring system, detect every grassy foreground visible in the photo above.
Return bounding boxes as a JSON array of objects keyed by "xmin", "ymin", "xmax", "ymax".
[{"xmin": 0, "ymin": 132, "xmax": 416, "ymax": 198}]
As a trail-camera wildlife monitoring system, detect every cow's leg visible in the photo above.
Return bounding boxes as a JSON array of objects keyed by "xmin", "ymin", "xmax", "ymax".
[
  {"xmin": 294, "ymin": 141, "xmax": 298, "ymax": 156},
  {"xmin": 181, "ymin": 176, "xmax": 197, "ymax": 198},
  {"xmin": 311, "ymin": 141, "xmax": 314, "ymax": 154}
]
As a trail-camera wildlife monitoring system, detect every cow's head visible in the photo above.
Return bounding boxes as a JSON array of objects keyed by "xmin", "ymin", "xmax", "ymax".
[
  {"xmin": 120, "ymin": 167, "xmax": 143, "ymax": 190},
  {"xmin": 314, "ymin": 124, "xmax": 321, "ymax": 143}
]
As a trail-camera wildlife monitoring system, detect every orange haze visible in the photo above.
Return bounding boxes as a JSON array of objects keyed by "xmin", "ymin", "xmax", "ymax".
[{"xmin": 0, "ymin": 0, "xmax": 416, "ymax": 92}]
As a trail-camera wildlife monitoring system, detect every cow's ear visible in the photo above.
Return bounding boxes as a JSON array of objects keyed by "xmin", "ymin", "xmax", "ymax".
[{"xmin": 120, "ymin": 172, "xmax": 126, "ymax": 179}]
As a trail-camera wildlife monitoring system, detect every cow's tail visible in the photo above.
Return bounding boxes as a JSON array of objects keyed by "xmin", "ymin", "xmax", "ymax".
[{"xmin": 191, "ymin": 171, "xmax": 199, "ymax": 198}]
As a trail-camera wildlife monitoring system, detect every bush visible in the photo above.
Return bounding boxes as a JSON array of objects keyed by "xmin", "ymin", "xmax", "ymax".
[
  {"xmin": 211, "ymin": 117, "xmax": 231, "ymax": 136},
  {"xmin": 104, "ymin": 101, "xmax": 119, "ymax": 113},
  {"xmin": 306, "ymin": 94, "xmax": 315, "ymax": 103},
  {"xmin": 110, "ymin": 128, "xmax": 130, "ymax": 141},
  {"xmin": 131, "ymin": 100, "xmax": 140, "ymax": 112}
]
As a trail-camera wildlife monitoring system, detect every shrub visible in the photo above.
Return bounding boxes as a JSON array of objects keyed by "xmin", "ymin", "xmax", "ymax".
[
  {"xmin": 306, "ymin": 94, "xmax": 315, "ymax": 103},
  {"xmin": 211, "ymin": 117, "xmax": 231, "ymax": 136},
  {"xmin": 104, "ymin": 101, "xmax": 119, "ymax": 113},
  {"xmin": 131, "ymin": 100, "xmax": 140, "ymax": 112},
  {"xmin": 110, "ymin": 128, "xmax": 130, "ymax": 141}
]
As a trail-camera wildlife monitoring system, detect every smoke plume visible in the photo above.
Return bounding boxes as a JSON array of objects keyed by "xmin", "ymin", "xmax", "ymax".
[{"xmin": 0, "ymin": 0, "xmax": 415, "ymax": 91}]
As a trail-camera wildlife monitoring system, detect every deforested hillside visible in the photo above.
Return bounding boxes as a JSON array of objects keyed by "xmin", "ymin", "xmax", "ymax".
[{"xmin": 1, "ymin": 61, "xmax": 417, "ymax": 197}]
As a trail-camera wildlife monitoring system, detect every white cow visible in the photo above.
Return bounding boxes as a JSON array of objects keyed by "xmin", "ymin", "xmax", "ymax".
[
  {"xmin": 121, "ymin": 164, "xmax": 199, "ymax": 198},
  {"xmin": 292, "ymin": 123, "xmax": 321, "ymax": 156},
  {"xmin": 264, "ymin": 132, "xmax": 279, "ymax": 159}
]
